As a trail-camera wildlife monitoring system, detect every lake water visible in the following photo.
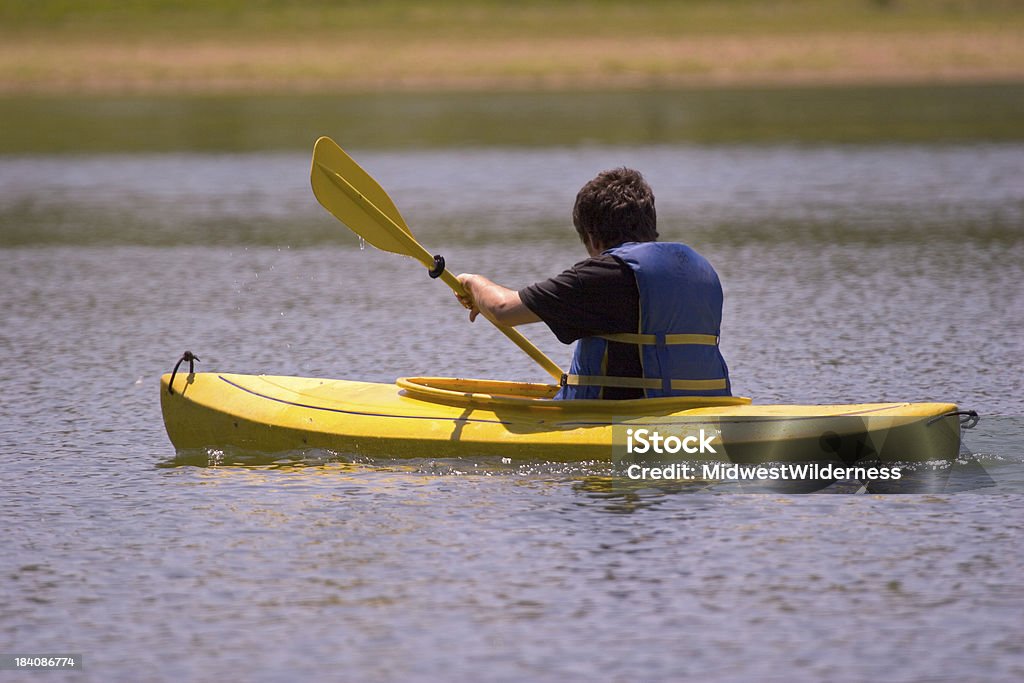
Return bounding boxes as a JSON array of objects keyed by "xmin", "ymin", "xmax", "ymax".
[{"xmin": 1, "ymin": 88, "xmax": 1023, "ymax": 681}]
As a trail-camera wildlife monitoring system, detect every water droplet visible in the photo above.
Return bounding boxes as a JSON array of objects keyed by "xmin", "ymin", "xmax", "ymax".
[{"xmin": 359, "ymin": 237, "xmax": 366, "ymax": 251}]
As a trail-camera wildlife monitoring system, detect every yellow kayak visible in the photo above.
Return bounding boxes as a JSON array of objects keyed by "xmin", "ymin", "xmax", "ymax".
[{"xmin": 160, "ymin": 372, "xmax": 966, "ymax": 466}]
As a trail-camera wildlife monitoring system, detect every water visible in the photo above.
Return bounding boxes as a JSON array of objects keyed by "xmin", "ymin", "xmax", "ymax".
[{"xmin": 2, "ymin": 122, "xmax": 1024, "ymax": 678}]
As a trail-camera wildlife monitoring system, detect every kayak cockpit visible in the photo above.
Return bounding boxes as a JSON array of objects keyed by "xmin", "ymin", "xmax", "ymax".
[{"xmin": 395, "ymin": 376, "xmax": 753, "ymax": 412}]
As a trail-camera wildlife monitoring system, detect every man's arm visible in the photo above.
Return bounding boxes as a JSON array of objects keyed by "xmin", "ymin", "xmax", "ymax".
[{"xmin": 456, "ymin": 273, "xmax": 541, "ymax": 326}]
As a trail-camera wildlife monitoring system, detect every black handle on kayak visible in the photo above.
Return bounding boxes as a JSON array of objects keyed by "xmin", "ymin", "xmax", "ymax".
[
  {"xmin": 926, "ymin": 409, "xmax": 979, "ymax": 429},
  {"xmin": 168, "ymin": 350, "xmax": 200, "ymax": 395}
]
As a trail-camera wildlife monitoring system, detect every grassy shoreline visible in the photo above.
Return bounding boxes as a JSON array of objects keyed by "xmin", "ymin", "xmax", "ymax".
[
  {"xmin": 4, "ymin": 83, "xmax": 1022, "ymax": 153},
  {"xmin": 3, "ymin": 1, "xmax": 1024, "ymax": 93}
]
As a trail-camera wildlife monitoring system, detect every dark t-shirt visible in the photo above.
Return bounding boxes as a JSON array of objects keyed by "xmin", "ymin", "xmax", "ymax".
[{"xmin": 519, "ymin": 254, "xmax": 644, "ymax": 399}]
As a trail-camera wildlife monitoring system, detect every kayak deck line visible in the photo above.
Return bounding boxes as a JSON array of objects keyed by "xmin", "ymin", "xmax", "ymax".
[
  {"xmin": 395, "ymin": 376, "xmax": 956, "ymax": 429},
  {"xmin": 221, "ymin": 373, "xmax": 723, "ymax": 429},
  {"xmin": 228, "ymin": 373, "xmax": 925, "ymax": 428},
  {"xmin": 550, "ymin": 402, "xmax": 929, "ymax": 428},
  {"xmin": 217, "ymin": 374, "xmax": 515, "ymax": 426}
]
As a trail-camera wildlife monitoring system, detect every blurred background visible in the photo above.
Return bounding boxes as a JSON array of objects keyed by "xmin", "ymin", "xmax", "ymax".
[{"xmin": 2, "ymin": 0, "xmax": 1023, "ymax": 152}]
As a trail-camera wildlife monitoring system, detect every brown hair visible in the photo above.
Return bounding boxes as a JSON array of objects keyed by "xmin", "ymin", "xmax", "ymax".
[{"xmin": 572, "ymin": 167, "xmax": 658, "ymax": 249}]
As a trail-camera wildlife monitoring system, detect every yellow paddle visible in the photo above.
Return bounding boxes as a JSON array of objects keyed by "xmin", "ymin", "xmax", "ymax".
[{"xmin": 310, "ymin": 136, "xmax": 564, "ymax": 381}]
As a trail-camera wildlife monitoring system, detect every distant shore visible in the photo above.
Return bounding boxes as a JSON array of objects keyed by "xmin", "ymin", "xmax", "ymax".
[{"xmin": 2, "ymin": 2, "xmax": 1023, "ymax": 93}]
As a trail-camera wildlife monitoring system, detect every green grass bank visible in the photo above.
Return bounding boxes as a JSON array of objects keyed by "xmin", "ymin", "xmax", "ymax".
[{"xmin": 2, "ymin": 0, "xmax": 1023, "ymax": 93}]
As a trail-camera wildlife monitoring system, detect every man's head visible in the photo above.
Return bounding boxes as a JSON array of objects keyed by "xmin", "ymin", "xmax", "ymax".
[{"xmin": 573, "ymin": 167, "xmax": 658, "ymax": 255}]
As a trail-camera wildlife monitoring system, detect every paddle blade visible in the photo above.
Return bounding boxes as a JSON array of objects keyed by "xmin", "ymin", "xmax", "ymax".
[{"xmin": 311, "ymin": 136, "xmax": 415, "ymax": 256}]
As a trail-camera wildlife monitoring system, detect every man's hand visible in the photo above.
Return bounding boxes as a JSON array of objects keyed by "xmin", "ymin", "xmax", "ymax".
[
  {"xmin": 454, "ymin": 273, "xmax": 540, "ymax": 327},
  {"xmin": 456, "ymin": 273, "xmax": 482, "ymax": 322}
]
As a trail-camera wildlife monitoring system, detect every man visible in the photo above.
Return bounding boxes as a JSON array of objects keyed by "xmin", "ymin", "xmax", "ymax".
[{"xmin": 456, "ymin": 167, "xmax": 731, "ymax": 400}]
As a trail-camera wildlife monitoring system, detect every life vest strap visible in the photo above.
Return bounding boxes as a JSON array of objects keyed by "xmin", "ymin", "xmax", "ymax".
[
  {"xmin": 564, "ymin": 374, "xmax": 728, "ymax": 391},
  {"xmin": 598, "ymin": 333, "xmax": 719, "ymax": 346}
]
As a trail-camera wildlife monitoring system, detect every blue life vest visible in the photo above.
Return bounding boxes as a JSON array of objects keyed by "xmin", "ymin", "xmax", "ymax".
[{"xmin": 558, "ymin": 241, "xmax": 731, "ymax": 399}]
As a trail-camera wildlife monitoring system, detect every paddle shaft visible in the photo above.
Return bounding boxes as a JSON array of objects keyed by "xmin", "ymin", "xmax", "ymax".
[{"xmin": 321, "ymin": 165, "xmax": 564, "ymax": 381}]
